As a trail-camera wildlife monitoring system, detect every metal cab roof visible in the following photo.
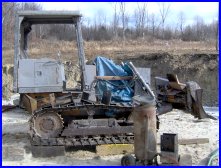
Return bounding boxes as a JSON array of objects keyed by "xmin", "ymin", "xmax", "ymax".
[{"xmin": 17, "ymin": 10, "xmax": 82, "ymax": 24}]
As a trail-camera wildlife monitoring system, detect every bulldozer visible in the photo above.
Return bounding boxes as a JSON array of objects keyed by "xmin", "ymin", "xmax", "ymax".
[{"xmin": 13, "ymin": 11, "xmax": 215, "ymax": 164}]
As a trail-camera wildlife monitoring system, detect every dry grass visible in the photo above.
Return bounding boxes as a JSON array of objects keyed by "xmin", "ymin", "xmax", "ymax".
[
  {"xmin": 2, "ymin": 39, "xmax": 218, "ymax": 64},
  {"xmin": 2, "ymin": 39, "xmax": 218, "ymax": 104}
]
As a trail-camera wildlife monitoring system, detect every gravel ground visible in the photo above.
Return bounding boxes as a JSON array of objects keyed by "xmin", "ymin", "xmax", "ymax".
[{"xmin": 2, "ymin": 105, "xmax": 219, "ymax": 166}]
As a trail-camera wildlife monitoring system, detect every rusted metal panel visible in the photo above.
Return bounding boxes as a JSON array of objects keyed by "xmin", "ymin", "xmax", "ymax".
[
  {"xmin": 160, "ymin": 133, "xmax": 179, "ymax": 164},
  {"xmin": 133, "ymin": 105, "xmax": 157, "ymax": 162},
  {"xmin": 62, "ymin": 126, "xmax": 134, "ymax": 137},
  {"xmin": 155, "ymin": 74, "xmax": 215, "ymax": 120},
  {"xmin": 21, "ymin": 94, "xmax": 37, "ymax": 113},
  {"xmin": 31, "ymin": 135, "xmax": 134, "ymax": 146},
  {"xmin": 186, "ymin": 82, "xmax": 216, "ymax": 120},
  {"xmin": 167, "ymin": 74, "xmax": 186, "ymax": 90},
  {"xmin": 49, "ymin": 93, "xmax": 56, "ymax": 107},
  {"xmin": 101, "ymin": 90, "xmax": 112, "ymax": 105},
  {"xmin": 62, "ymin": 118, "xmax": 133, "ymax": 137}
]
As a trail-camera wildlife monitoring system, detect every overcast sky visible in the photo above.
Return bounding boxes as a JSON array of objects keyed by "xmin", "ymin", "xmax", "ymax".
[{"xmin": 39, "ymin": 2, "xmax": 218, "ymax": 27}]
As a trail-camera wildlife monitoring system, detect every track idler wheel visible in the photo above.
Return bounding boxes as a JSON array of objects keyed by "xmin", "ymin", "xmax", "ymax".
[
  {"xmin": 121, "ymin": 154, "xmax": 136, "ymax": 166},
  {"xmin": 32, "ymin": 112, "xmax": 64, "ymax": 138}
]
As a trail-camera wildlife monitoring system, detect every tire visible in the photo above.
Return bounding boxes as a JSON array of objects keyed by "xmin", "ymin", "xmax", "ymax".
[{"xmin": 121, "ymin": 154, "xmax": 136, "ymax": 166}]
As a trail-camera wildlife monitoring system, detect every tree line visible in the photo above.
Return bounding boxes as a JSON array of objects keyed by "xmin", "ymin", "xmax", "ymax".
[{"xmin": 2, "ymin": 2, "xmax": 219, "ymax": 49}]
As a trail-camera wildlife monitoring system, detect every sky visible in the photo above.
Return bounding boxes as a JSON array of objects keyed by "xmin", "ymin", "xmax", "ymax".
[{"xmin": 39, "ymin": 2, "xmax": 218, "ymax": 28}]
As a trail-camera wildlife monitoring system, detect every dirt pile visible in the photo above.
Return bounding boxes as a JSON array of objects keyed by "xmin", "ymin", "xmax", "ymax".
[
  {"xmin": 2, "ymin": 53, "xmax": 218, "ymax": 106},
  {"xmin": 116, "ymin": 53, "xmax": 218, "ymax": 106},
  {"xmin": 2, "ymin": 64, "xmax": 14, "ymax": 100},
  {"xmin": 63, "ymin": 61, "xmax": 81, "ymax": 89}
]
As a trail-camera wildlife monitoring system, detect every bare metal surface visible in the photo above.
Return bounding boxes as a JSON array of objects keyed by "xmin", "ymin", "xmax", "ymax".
[
  {"xmin": 128, "ymin": 62, "xmax": 155, "ymax": 100},
  {"xmin": 17, "ymin": 59, "xmax": 65, "ymax": 93},
  {"xmin": 17, "ymin": 11, "xmax": 81, "ymax": 24},
  {"xmin": 136, "ymin": 67, "xmax": 151, "ymax": 84},
  {"xmin": 85, "ymin": 65, "xmax": 96, "ymax": 88},
  {"xmin": 75, "ymin": 18, "xmax": 87, "ymax": 91},
  {"xmin": 157, "ymin": 103, "xmax": 173, "ymax": 115},
  {"xmin": 17, "ymin": 10, "xmax": 81, "ymax": 17},
  {"xmin": 13, "ymin": 14, "xmax": 20, "ymax": 93},
  {"xmin": 134, "ymin": 68, "xmax": 151, "ymax": 97}
]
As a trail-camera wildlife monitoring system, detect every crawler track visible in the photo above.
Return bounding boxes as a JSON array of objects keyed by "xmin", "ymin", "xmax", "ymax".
[{"xmin": 29, "ymin": 101, "xmax": 135, "ymax": 147}]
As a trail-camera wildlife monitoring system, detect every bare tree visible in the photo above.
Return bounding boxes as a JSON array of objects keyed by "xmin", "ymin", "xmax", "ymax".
[
  {"xmin": 178, "ymin": 11, "xmax": 185, "ymax": 38},
  {"xmin": 2, "ymin": 3, "xmax": 15, "ymax": 24},
  {"xmin": 119, "ymin": 2, "xmax": 126, "ymax": 41},
  {"xmin": 150, "ymin": 13, "xmax": 156, "ymax": 37},
  {"xmin": 194, "ymin": 15, "xmax": 205, "ymax": 40},
  {"xmin": 96, "ymin": 9, "xmax": 107, "ymax": 27},
  {"xmin": 83, "ymin": 17, "xmax": 91, "ymax": 40},
  {"xmin": 134, "ymin": 2, "xmax": 148, "ymax": 39},
  {"xmin": 111, "ymin": 2, "xmax": 119, "ymax": 39},
  {"xmin": 216, "ymin": 21, "xmax": 218, "ymax": 51},
  {"xmin": 158, "ymin": 2, "xmax": 171, "ymax": 39},
  {"xmin": 2, "ymin": 3, "xmax": 17, "ymax": 41},
  {"xmin": 213, "ymin": 19, "xmax": 219, "ymax": 51},
  {"xmin": 2, "ymin": 2, "xmax": 219, "ymax": 44}
]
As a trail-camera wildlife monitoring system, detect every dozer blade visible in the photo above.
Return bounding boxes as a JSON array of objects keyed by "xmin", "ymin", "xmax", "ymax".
[
  {"xmin": 156, "ymin": 75, "xmax": 216, "ymax": 120},
  {"xmin": 187, "ymin": 82, "xmax": 216, "ymax": 120}
]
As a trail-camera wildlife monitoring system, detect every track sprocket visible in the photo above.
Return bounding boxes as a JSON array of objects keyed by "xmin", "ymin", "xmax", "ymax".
[{"xmin": 31, "ymin": 112, "xmax": 64, "ymax": 138}]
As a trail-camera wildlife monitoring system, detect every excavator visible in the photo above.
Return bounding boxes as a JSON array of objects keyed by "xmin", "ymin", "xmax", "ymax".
[{"xmin": 13, "ymin": 11, "xmax": 215, "ymax": 165}]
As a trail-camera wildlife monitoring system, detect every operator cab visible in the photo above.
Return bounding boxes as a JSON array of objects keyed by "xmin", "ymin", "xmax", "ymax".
[{"xmin": 13, "ymin": 11, "xmax": 87, "ymax": 94}]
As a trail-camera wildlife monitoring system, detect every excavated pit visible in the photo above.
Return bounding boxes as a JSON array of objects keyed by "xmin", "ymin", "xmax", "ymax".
[{"xmin": 2, "ymin": 53, "xmax": 218, "ymax": 106}]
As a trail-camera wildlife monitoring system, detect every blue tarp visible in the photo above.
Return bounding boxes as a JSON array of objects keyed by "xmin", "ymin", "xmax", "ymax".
[{"xmin": 94, "ymin": 56, "xmax": 134, "ymax": 102}]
